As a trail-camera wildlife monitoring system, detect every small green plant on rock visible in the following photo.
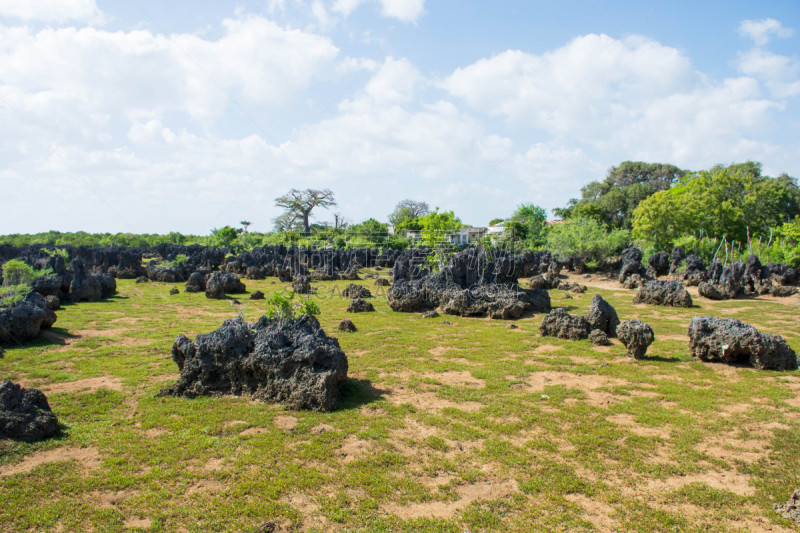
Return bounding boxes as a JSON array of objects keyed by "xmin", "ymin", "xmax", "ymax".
[{"xmin": 264, "ymin": 290, "xmax": 320, "ymax": 327}]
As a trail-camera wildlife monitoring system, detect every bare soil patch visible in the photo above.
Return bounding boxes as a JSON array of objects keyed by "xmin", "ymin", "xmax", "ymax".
[
  {"xmin": 566, "ymin": 493, "xmax": 620, "ymax": 531},
  {"xmin": 385, "ymin": 385, "xmax": 483, "ymax": 412},
  {"xmin": 44, "ymin": 376, "xmax": 123, "ymax": 394},
  {"xmin": 645, "ymin": 470, "xmax": 754, "ymax": 496},
  {"xmin": 381, "ymin": 479, "xmax": 519, "ymax": 519},
  {"xmin": 608, "ymin": 413, "xmax": 672, "ymax": 439},
  {"xmin": 0, "ymin": 446, "xmax": 102, "ymax": 477},
  {"xmin": 274, "ymin": 415, "xmax": 298, "ymax": 431},
  {"xmin": 336, "ymin": 436, "xmax": 374, "ymax": 463}
]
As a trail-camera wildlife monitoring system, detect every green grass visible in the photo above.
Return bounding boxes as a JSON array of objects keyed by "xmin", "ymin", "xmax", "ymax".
[{"xmin": 1, "ymin": 273, "xmax": 799, "ymax": 532}]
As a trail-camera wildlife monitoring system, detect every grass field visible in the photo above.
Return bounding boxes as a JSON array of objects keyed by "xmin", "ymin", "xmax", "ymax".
[{"xmin": 1, "ymin": 271, "xmax": 799, "ymax": 532}]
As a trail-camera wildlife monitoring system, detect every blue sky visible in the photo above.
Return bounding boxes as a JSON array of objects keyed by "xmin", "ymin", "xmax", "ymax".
[{"xmin": 0, "ymin": 0, "xmax": 798, "ymax": 234}]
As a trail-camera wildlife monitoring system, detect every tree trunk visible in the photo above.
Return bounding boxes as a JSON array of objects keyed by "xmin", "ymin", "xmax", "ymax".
[{"xmin": 303, "ymin": 213, "xmax": 311, "ymax": 235}]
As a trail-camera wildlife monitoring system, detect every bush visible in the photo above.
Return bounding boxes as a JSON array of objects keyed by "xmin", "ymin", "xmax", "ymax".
[
  {"xmin": 546, "ymin": 218, "xmax": 630, "ymax": 264},
  {"xmin": 264, "ymin": 291, "xmax": 321, "ymax": 328},
  {"xmin": 0, "ymin": 283, "xmax": 30, "ymax": 308},
  {"xmin": 2, "ymin": 259, "xmax": 53, "ymax": 286}
]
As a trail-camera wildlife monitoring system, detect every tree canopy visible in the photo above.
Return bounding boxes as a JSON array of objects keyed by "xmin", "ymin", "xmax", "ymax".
[
  {"xmin": 389, "ymin": 199, "xmax": 430, "ymax": 231},
  {"xmin": 554, "ymin": 161, "xmax": 685, "ymax": 230},
  {"xmin": 274, "ymin": 188, "xmax": 336, "ymax": 235},
  {"xmin": 632, "ymin": 162, "xmax": 800, "ymax": 249},
  {"xmin": 505, "ymin": 203, "xmax": 548, "ymax": 247}
]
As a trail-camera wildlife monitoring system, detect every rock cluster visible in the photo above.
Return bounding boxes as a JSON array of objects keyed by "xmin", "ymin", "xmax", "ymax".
[
  {"xmin": 160, "ymin": 316, "xmax": 348, "ymax": 411},
  {"xmin": 539, "ymin": 295, "xmax": 620, "ymax": 343},
  {"xmin": 687, "ymin": 316, "xmax": 797, "ymax": 370},
  {"xmin": 205, "ymin": 272, "xmax": 246, "ymax": 299}
]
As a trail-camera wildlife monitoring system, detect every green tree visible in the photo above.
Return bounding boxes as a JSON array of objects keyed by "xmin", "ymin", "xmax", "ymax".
[
  {"xmin": 389, "ymin": 199, "xmax": 430, "ymax": 229},
  {"xmin": 632, "ymin": 162, "xmax": 800, "ymax": 249},
  {"xmin": 274, "ymin": 189, "xmax": 336, "ymax": 235},
  {"xmin": 506, "ymin": 203, "xmax": 548, "ymax": 246},
  {"xmin": 210, "ymin": 226, "xmax": 239, "ymax": 248},
  {"xmin": 555, "ymin": 161, "xmax": 685, "ymax": 229}
]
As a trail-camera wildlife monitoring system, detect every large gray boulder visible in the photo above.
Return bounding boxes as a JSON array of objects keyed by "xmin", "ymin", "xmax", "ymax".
[
  {"xmin": 539, "ymin": 308, "xmax": 591, "ymax": 340},
  {"xmin": 0, "ymin": 291, "xmax": 55, "ymax": 343},
  {"xmin": 205, "ymin": 272, "xmax": 246, "ymax": 299},
  {"xmin": 347, "ymin": 298, "xmax": 375, "ymax": 313},
  {"xmin": 586, "ymin": 294, "xmax": 620, "ymax": 337},
  {"xmin": 634, "ymin": 280, "xmax": 693, "ymax": 307},
  {"xmin": 69, "ymin": 257, "xmax": 101, "ymax": 301},
  {"xmin": 687, "ymin": 316, "xmax": 797, "ymax": 371},
  {"xmin": 292, "ymin": 275, "xmax": 312, "ymax": 295},
  {"xmin": 160, "ymin": 316, "xmax": 348, "ymax": 411},
  {"xmin": 0, "ymin": 380, "xmax": 59, "ymax": 440},
  {"xmin": 185, "ymin": 272, "xmax": 207, "ymax": 293},
  {"xmin": 616, "ymin": 320, "xmax": 654, "ymax": 359}
]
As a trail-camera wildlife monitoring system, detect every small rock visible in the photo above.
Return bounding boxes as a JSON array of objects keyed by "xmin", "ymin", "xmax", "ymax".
[
  {"xmin": 338, "ymin": 319, "xmax": 357, "ymax": 332},
  {"xmin": 249, "ymin": 290, "xmax": 265, "ymax": 300},
  {"xmin": 441, "ymin": 320, "xmax": 453, "ymax": 325},
  {"xmin": 616, "ymin": 320, "xmax": 654, "ymax": 359},
  {"xmin": 347, "ymin": 298, "xmax": 375, "ymax": 313},
  {"xmin": 169, "ymin": 287, "xmax": 179, "ymax": 295},
  {"xmin": 505, "ymin": 324, "xmax": 519, "ymax": 329},
  {"xmin": 421, "ymin": 310, "xmax": 440, "ymax": 319}
]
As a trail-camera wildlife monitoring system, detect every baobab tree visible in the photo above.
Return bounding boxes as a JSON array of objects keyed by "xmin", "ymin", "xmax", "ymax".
[{"xmin": 274, "ymin": 188, "xmax": 336, "ymax": 235}]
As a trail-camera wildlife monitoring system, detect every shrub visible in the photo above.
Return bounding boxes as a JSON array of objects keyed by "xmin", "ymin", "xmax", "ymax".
[
  {"xmin": 546, "ymin": 218, "xmax": 630, "ymax": 264},
  {"xmin": 0, "ymin": 283, "xmax": 30, "ymax": 308},
  {"xmin": 2, "ymin": 259, "xmax": 53, "ymax": 286},
  {"xmin": 264, "ymin": 291, "xmax": 320, "ymax": 328}
]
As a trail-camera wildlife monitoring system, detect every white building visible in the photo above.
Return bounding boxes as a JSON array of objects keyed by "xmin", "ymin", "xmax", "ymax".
[{"xmin": 446, "ymin": 227, "xmax": 488, "ymax": 246}]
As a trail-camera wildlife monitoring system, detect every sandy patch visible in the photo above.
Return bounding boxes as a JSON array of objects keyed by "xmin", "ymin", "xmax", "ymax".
[
  {"xmin": 202, "ymin": 458, "xmax": 224, "ymax": 472},
  {"xmin": 42, "ymin": 376, "xmax": 123, "ymax": 394},
  {"xmin": 382, "ymin": 479, "xmax": 519, "ymax": 519},
  {"xmin": 533, "ymin": 344, "xmax": 562, "ymax": 354},
  {"xmin": 430, "ymin": 371, "xmax": 484, "ymax": 388},
  {"xmin": 310, "ymin": 424, "xmax": 335, "ymax": 434},
  {"xmin": 91, "ymin": 490, "xmax": 136, "ymax": 509},
  {"xmin": 336, "ymin": 436, "xmax": 373, "ymax": 463},
  {"xmin": 144, "ymin": 428, "xmax": 169, "ymax": 438},
  {"xmin": 608, "ymin": 413, "xmax": 671, "ymax": 439},
  {"xmin": 566, "ymin": 494, "xmax": 620, "ymax": 531},
  {"xmin": 239, "ymin": 427, "xmax": 269, "ymax": 436},
  {"xmin": 124, "ymin": 518, "xmax": 152, "ymax": 529},
  {"xmin": 274, "ymin": 415, "xmax": 298, "ymax": 431},
  {"xmin": 385, "ymin": 385, "xmax": 483, "ymax": 413},
  {"xmin": 187, "ymin": 479, "xmax": 227, "ymax": 496},
  {"xmin": 645, "ymin": 470, "xmax": 754, "ymax": 496},
  {"xmin": 0, "ymin": 446, "xmax": 101, "ymax": 477},
  {"xmin": 428, "ymin": 346, "xmax": 451, "ymax": 356},
  {"xmin": 525, "ymin": 371, "xmax": 630, "ymax": 406}
]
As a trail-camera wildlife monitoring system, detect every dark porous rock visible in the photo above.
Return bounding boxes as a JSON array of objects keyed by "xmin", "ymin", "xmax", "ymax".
[
  {"xmin": 135, "ymin": 276, "xmax": 149, "ymax": 284},
  {"xmin": 205, "ymin": 272, "xmax": 246, "ymax": 299},
  {"xmin": 292, "ymin": 275, "xmax": 312, "ymax": 295},
  {"xmin": 0, "ymin": 380, "xmax": 59, "ymax": 440},
  {"xmin": 374, "ymin": 278, "xmax": 391, "ymax": 287},
  {"xmin": 169, "ymin": 287, "xmax": 179, "ymax": 296},
  {"xmin": 616, "ymin": 320, "xmax": 654, "ymax": 359},
  {"xmin": 619, "ymin": 247, "xmax": 645, "ymax": 283},
  {"xmin": 45, "ymin": 295, "xmax": 60, "ymax": 310},
  {"xmin": 586, "ymin": 294, "xmax": 620, "ymax": 337},
  {"xmin": 387, "ymin": 279, "xmax": 440, "ymax": 312},
  {"xmin": 69, "ymin": 257, "xmax": 102, "ymax": 302},
  {"xmin": 529, "ymin": 274, "xmax": 553, "ymax": 290},
  {"xmin": 558, "ymin": 281, "xmax": 587, "ymax": 293},
  {"xmin": 622, "ymin": 273, "xmax": 645, "ymax": 290},
  {"xmin": 440, "ymin": 285, "xmax": 550, "ymax": 320},
  {"xmin": 96, "ymin": 273, "xmax": 117, "ymax": 298},
  {"xmin": 347, "ymin": 298, "xmax": 375, "ymax": 313},
  {"xmin": 249, "ymin": 290, "xmax": 265, "ymax": 300},
  {"xmin": 682, "ymin": 254, "xmax": 707, "ymax": 286},
  {"xmin": 422, "ymin": 310, "xmax": 440, "ymax": 318},
  {"xmin": 771, "ymin": 285, "xmax": 798, "ymax": 297},
  {"xmin": 634, "ymin": 280, "xmax": 693, "ymax": 307},
  {"xmin": 338, "ymin": 319, "xmax": 357, "ymax": 332},
  {"xmin": 698, "ymin": 281, "xmax": 725, "ymax": 300},
  {"xmin": 0, "ymin": 346, "xmax": 3, "ymax": 358},
  {"xmin": 687, "ymin": 316, "xmax": 797, "ymax": 371},
  {"xmin": 647, "ymin": 251, "xmax": 670, "ymax": 277},
  {"xmin": 0, "ymin": 293, "xmax": 53, "ymax": 343},
  {"xmin": 539, "ymin": 308, "xmax": 591, "ymax": 340},
  {"xmin": 775, "ymin": 489, "xmax": 800, "ymax": 527},
  {"xmin": 589, "ymin": 329, "xmax": 611, "ymax": 346},
  {"xmin": 440, "ymin": 320, "xmax": 453, "ymax": 325},
  {"xmin": 185, "ymin": 272, "xmax": 207, "ymax": 293},
  {"xmin": 160, "ymin": 316, "xmax": 348, "ymax": 411},
  {"xmin": 506, "ymin": 323, "xmax": 519, "ymax": 329},
  {"xmin": 342, "ymin": 284, "xmax": 371, "ymax": 299}
]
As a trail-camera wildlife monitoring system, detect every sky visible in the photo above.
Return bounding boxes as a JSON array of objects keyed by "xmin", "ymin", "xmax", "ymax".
[{"xmin": 0, "ymin": 0, "xmax": 798, "ymax": 235}]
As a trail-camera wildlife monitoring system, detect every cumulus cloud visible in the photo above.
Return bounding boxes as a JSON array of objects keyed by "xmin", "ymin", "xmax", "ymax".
[
  {"xmin": 739, "ymin": 18, "xmax": 793, "ymax": 46},
  {"xmin": 440, "ymin": 33, "xmax": 779, "ymax": 168},
  {"xmin": 738, "ymin": 48, "xmax": 800, "ymax": 98},
  {"xmin": 0, "ymin": 0, "xmax": 105, "ymax": 24},
  {"xmin": 331, "ymin": 0, "xmax": 425, "ymax": 22}
]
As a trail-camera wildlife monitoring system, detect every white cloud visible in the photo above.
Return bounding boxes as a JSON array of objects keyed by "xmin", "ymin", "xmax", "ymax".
[
  {"xmin": 738, "ymin": 48, "xmax": 800, "ymax": 98},
  {"xmin": 739, "ymin": 18, "xmax": 793, "ymax": 46},
  {"xmin": 331, "ymin": 0, "xmax": 426, "ymax": 22},
  {"xmin": 0, "ymin": 0, "xmax": 105, "ymax": 24},
  {"xmin": 440, "ymin": 33, "xmax": 780, "ymax": 169}
]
